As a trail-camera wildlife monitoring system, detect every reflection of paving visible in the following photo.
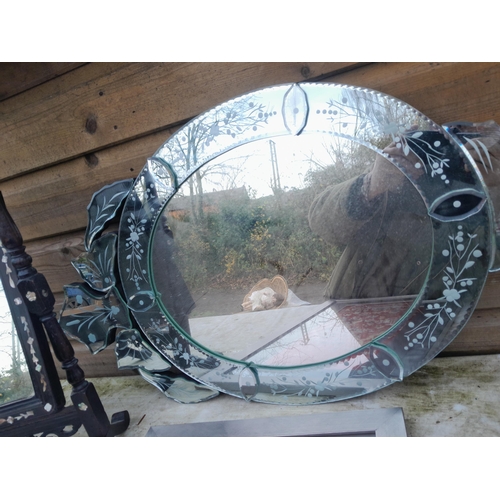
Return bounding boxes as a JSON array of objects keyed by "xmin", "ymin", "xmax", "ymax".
[
  {"xmin": 189, "ymin": 296, "xmax": 417, "ymax": 367},
  {"xmin": 245, "ymin": 307, "xmax": 364, "ymax": 366},
  {"xmin": 190, "ymin": 302, "xmax": 334, "ymax": 360}
]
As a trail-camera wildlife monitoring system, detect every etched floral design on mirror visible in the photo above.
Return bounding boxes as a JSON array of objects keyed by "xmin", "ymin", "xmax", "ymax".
[{"xmin": 62, "ymin": 82, "xmax": 496, "ymax": 405}]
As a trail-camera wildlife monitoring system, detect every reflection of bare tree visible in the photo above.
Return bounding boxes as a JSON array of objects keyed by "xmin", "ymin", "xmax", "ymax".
[
  {"xmin": 187, "ymin": 154, "xmax": 253, "ymax": 222},
  {"xmin": 0, "ymin": 281, "xmax": 32, "ymax": 405},
  {"xmin": 0, "ymin": 282, "xmax": 17, "ymax": 369},
  {"xmin": 163, "ymin": 96, "xmax": 273, "ymax": 170},
  {"xmin": 159, "ymin": 95, "xmax": 275, "ymax": 223},
  {"xmin": 305, "ymin": 137, "xmax": 379, "ymax": 191}
]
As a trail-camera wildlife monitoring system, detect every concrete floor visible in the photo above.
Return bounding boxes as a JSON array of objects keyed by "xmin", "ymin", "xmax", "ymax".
[{"xmin": 63, "ymin": 353, "xmax": 500, "ymax": 437}]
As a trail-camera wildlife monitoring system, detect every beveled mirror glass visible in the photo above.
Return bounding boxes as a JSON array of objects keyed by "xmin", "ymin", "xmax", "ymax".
[{"xmin": 113, "ymin": 83, "xmax": 494, "ymax": 404}]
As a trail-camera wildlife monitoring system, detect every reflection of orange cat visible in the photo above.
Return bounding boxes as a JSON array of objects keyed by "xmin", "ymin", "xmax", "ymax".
[{"xmin": 242, "ymin": 287, "xmax": 285, "ymax": 312}]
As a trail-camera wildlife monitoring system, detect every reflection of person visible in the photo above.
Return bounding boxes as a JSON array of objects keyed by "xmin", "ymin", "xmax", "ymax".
[{"xmin": 308, "ymin": 142, "xmax": 432, "ymax": 300}]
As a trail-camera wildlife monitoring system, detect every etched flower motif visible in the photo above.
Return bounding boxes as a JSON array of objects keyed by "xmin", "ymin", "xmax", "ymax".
[
  {"xmin": 381, "ymin": 122, "xmax": 399, "ymax": 135},
  {"xmin": 443, "ymin": 288, "xmax": 461, "ymax": 302},
  {"xmin": 404, "ymin": 227, "xmax": 484, "ymax": 352}
]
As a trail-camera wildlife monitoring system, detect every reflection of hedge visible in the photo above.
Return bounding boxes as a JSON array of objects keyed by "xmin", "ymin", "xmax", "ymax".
[
  {"xmin": 0, "ymin": 367, "xmax": 33, "ymax": 406},
  {"xmin": 170, "ymin": 188, "xmax": 342, "ymax": 291}
]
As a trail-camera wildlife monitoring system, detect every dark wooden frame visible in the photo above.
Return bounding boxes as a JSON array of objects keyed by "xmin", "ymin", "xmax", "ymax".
[{"xmin": 0, "ymin": 192, "xmax": 129, "ymax": 436}]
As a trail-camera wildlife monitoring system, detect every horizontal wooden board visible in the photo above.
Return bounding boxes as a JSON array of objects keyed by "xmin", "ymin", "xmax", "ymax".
[
  {"xmin": 5, "ymin": 61, "xmax": 500, "ymax": 370},
  {"xmin": 329, "ymin": 62, "xmax": 500, "ymax": 125},
  {"xmin": 0, "ymin": 62, "xmax": 86, "ymax": 101},
  {"xmin": 443, "ymin": 307, "xmax": 500, "ymax": 355},
  {"xmin": 0, "ymin": 62, "xmax": 364, "ymax": 181},
  {"xmin": 2, "ymin": 128, "xmax": 175, "ymax": 242}
]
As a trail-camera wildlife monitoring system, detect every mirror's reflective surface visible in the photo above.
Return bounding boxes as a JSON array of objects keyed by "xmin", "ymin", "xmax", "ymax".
[
  {"xmin": 0, "ymin": 279, "xmax": 34, "ymax": 407},
  {"xmin": 151, "ymin": 134, "xmax": 432, "ymax": 366}
]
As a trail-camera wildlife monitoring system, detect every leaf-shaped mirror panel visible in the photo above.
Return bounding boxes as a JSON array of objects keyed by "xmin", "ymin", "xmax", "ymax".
[
  {"xmin": 72, "ymin": 233, "xmax": 118, "ymax": 292},
  {"xmin": 115, "ymin": 328, "xmax": 172, "ymax": 372},
  {"xmin": 117, "ymin": 83, "xmax": 493, "ymax": 404},
  {"xmin": 137, "ymin": 368, "xmax": 220, "ymax": 404},
  {"xmin": 85, "ymin": 179, "xmax": 135, "ymax": 251},
  {"xmin": 59, "ymin": 283, "xmax": 131, "ymax": 354}
]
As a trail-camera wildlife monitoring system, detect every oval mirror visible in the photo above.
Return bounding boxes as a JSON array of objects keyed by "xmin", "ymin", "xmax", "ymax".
[
  {"xmin": 118, "ymin": 83, "xmax": 493, "ymax": 404},
  {"xmin": 150, "ymin": 135, "xmax": 432, "ymax": 367}
]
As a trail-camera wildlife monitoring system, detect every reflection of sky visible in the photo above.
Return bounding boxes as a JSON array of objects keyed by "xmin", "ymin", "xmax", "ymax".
[{"xmin": 176, "ymin": 134, "xmax": 352, "ymax": 199}]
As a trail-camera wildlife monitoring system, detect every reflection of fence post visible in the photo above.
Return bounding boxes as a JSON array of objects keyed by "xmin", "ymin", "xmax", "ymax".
[{"xmin": 269, "ymin": 140, "xmax": 281, "ymax": 193}]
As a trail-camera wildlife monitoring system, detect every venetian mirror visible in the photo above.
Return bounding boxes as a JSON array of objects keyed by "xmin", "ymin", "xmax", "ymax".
[{"xmin": 61, "ymin": 83, "xmax": 499, "ymax": 404}]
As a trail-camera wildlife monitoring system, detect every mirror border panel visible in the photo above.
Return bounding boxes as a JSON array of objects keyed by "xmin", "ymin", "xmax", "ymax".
[{"xmin": 117, "ymin": 83, "xmax": 493, "ymax": 404}]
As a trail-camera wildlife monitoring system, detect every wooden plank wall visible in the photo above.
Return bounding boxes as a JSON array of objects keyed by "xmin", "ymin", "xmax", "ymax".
[{"xmin": 1, "ymin": 62, "xmax": 499, "ymax": 377}]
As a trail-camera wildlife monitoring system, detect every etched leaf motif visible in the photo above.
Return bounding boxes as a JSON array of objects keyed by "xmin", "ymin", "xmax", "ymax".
[
  {"xmin": 59, "ymin": 283, "xmax": 131, "ymax": 354},
  {"xmin": 85, "ymin": 179, "xmax": 134, "ymax": 250},
  {"xmin": 403, "ymin": 226, "xmax": 484, "ymax": 353},
  {"xmin": 72, "ymin": 233, "xmax": 117, "ymax": 292}
]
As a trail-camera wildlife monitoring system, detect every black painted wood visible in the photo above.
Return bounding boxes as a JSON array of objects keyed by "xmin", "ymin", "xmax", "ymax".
[{"xmin": 0, "ymin": 191, "xmax": 129, "ymax": 436}]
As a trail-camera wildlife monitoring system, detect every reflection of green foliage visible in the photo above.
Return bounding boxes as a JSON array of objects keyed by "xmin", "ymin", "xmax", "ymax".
[
  {"xmin": 171, "ymin": 187, "xmax": 342, "ymax": 291},
  {"xmin": 0, "ymin": 365, "xmax": 33, "ymax": 406}
]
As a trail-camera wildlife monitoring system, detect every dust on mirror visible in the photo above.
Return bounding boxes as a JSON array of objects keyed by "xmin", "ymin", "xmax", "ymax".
[{"xmin": 151, "ymin": 134, "xmax": 432, "ymax": 367}]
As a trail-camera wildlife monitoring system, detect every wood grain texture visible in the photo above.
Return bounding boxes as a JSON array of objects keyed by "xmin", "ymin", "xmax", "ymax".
[
  {"xmin": 443, "ymin": 308, "xmax": 500, "ymax": 355},
  {"xmin": 3, "ymin": 61, "xmax": 500, "ymax": 372},
  {"xmin": 52, "ymin": 340, "xmax": 136, "ymax": 379},
  {"xmin": 2, "ymin": 128, "xmax": 175, "ymax": 242},
  {"xmin": 6, "ymin": 64, "xmax": 500, "ymax": 243},
  {"xmin": 0, "ymin": 62, "xmax": 364, "ymax": 181},
  {"xmin": 328, "ymin": 62, "xmax": 500, "ymax": 125},
  {"xmin": 0, "ymin": 62, "xmax": 86, "ymax": 101}
]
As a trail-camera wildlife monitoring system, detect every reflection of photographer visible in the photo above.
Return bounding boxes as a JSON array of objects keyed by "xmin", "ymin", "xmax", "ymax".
[
  {"xmin": 308, "ymin": 123, "xmax": 500, "ymax": 301},
  {"xmin": 308, "ymin": 141, "xmax": 431, "ymax": 300}
]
